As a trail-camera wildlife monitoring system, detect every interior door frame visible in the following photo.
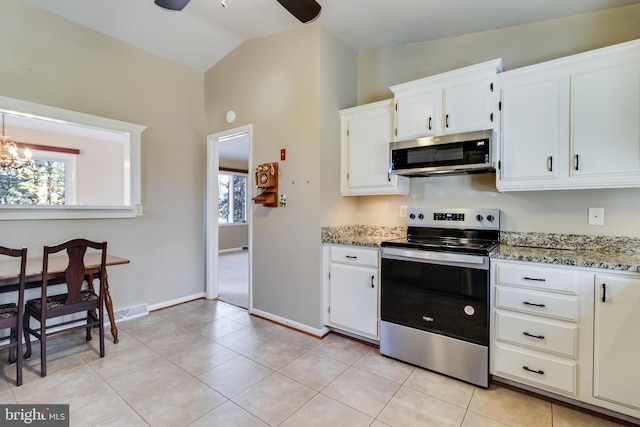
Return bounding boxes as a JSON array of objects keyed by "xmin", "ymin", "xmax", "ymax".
[{"xmin": 205, "ymin": 124, "xmax": 253, "ymax": 309}]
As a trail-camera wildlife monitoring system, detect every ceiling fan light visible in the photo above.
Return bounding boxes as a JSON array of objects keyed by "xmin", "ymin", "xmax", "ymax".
[{"xmin": 154, "ymin": 0, "xmax": 191, "ymax": 11}]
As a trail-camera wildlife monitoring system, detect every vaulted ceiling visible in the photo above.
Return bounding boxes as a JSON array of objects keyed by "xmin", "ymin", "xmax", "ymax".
[{"xmin": 23, "ymin": 0, "xmax": 640, "ymax": 72}]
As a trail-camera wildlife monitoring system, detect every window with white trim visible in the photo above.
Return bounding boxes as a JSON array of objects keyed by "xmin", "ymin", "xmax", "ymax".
[
  {"xmin": 218, "ymin": 171, "xmax": 247, "ymax": 224},
  {"xmin": 0, "ymin": 149, "xmax": 77, "ymax": 205}
]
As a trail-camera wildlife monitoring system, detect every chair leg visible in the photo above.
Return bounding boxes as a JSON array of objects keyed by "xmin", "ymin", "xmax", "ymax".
[
  {"xmin": 40, "ymin": 321, "xmax": 46, "ymax": 377},
  {"xmin": 16, "ymin": 327, "xmax": 22, "ymax": 387},
  {"xmin": 23, "ymin": 313, "xmax": 31, "ymax": 360},
  {"xmin": 85, "ymin": 311, "xmax": 92, "ymax": 342},
  {"xmin": 99, "ymin": 308, "xmax": 105, "ymax": 358},
  {"xmin": 8, "ymin": 327, "xmax": 16, "ymax": 364}
]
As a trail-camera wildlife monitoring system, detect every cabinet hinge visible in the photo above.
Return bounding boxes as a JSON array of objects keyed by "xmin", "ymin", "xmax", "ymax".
[
  {"xmin": 394, "ymin": 128, "xmax": 397, "ymax": 137},
  {"xmin": 328, "ymin": 271, "xmax": 331, "ymax": 280},
  {"xmin": 490, "ymin": 82, "xmax": 494, "ymax": 92},
  {"xmin": 395, "ymin": 103, "xmax": 397, "ymax": 112},
  {"xmin": 346, "ymin": 129, "xmax": 349, "ymax": 137},
  {"xmin": 328, "ymin": 306, "xmax": 330, "ymax": 314},
  {"xmin": 498, "ymin": 101, "xmax": 502, "ymax": 111},
  {"xmin": 346, "ymin": 173, "xmax": 349, "ymax": 180}
]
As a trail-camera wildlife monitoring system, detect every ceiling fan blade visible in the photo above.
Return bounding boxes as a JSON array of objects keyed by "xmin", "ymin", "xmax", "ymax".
[
  {"xmin": 276, "ymin": 0, "xmax": 321, "ymax": 23},
  {"xmin": 154, "ymin": 0, "xmax": 191, "ymax": 11}
]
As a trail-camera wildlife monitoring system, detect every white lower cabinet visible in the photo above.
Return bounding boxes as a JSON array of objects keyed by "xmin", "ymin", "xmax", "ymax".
[
  {"xmin": 592, "ymin": 273, "xmax": 640, "ymax": 412},
  {"xmin": 491, "ymin": 260, "xmax": 591, "ymax": 397},
  {"xmin": 492, "ymin": 260, "xmax": 640, "ymax": 421},
  {"xmin": 323, "ymin": 245, "xmax": 379, "ymax": 340}
]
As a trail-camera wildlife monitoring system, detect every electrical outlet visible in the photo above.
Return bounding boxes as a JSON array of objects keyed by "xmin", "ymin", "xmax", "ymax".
[
  {"xmin": 279, "ymin": 194, "xmax": 287, "ymax": 208},
  {"xmin": 135, "ymin": 204, "xmax": 143, "ymax": 216},
  {"xmin": 400, "ymin": 205, "xmax": 407, "ymax": 218},
  {"xmin": 588, "ymin": 207, "xmax": 604, "ymax": 225}
]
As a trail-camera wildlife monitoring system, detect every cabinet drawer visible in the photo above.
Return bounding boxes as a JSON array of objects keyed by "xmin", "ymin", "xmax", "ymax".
[
  {"xmin": 330, "ymin": 246, "xmax": 379, "ymax": 267},
  {"xmin": 495, "ymin": 263, "xmax": 578, "ymax": 294},
  {"xmin": 496, "ymin": 286, "xmax": 579, "ymax": 321},
  {"xmin": 496, "ymin": 310, "xmax": 578, "ymax": 358},
  {"xmin": 494, "ymin": 344, "xmax": 577, "ymax": 395}
]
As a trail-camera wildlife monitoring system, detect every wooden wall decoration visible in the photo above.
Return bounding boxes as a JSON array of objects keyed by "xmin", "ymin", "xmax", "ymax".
[{"xmin": 252, "ymin": 162, "xmax": 278, "ymax": 207}]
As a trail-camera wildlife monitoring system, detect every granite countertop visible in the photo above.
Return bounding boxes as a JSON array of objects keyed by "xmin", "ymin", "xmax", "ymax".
[
  {"xmin": 322, "ymin": 227, "xmax": 640, "ymax": 272},
  {"xmin": 490, "ymin": 245, "xmax": 640, "ymax": 272},
  {"xmin": 321, "ymin": 225, "xmax": 405, "ymax": 247},
  {"xmin": 492, "ymin": 232, "xmax": 640, "ymax": 272}
]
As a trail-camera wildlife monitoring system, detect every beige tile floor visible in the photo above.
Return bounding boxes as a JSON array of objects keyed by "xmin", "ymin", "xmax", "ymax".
[{"xmin": 0, "ymin": 299, "xmax": 631, "ymax": 426}]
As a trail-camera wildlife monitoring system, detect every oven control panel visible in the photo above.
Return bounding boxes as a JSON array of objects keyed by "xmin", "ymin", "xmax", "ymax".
[
  {"xmin": 434, "ymin": 213, "xmax": 465, "ymax": 221},
  {"xmin": 406, "ymin": 208, "xmax": 500, "ymax": 230}
]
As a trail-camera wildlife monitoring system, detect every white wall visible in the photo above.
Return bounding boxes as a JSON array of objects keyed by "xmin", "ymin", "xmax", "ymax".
[
  {"xmin": 355, "ymin": 4, "xmax": 640, "ymax": 238},
  {"xmin": 0, "ymin": 0, "xmax": 206, "ymax": 311}
]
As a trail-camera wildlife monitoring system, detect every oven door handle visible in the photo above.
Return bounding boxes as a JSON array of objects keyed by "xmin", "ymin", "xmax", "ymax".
[{"xmin": 381, "ymin": 247, "xmax": 487, "ymax": 265}]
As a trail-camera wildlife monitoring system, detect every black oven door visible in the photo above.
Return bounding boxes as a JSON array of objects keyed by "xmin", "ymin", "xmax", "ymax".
[{"xmin": 380, "ymin": 248, "xmax": 489, "ymax": 346}]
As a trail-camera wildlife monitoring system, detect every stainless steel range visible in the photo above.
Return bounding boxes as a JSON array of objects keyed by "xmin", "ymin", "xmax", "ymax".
[{"xmin": 379, "ymin": 207, "xmax": 500, "ymax": 388}]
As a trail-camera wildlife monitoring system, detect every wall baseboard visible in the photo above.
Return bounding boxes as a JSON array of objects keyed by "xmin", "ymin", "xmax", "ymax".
[
  {"xmin": 250, "ymin": 308, "xmax": 330, "ymax": 338},
  {"xmin": 146, "ymin": 293, "xmax": 206, "ymax": 312},
  {"xmin": 219, "ymin": 247, "xmax": 248, "ymax": 253}
]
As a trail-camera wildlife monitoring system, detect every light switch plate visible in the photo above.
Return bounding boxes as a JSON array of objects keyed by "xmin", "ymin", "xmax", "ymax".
[
  {"xmin": 400, "ymin": 206, "xmax": 407, "ymax": 218},
  {"xmin": 588, "ymin": 207, "xmax": 604, "ymax": 225}
]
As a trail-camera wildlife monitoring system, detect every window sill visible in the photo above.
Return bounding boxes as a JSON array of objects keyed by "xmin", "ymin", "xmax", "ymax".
[{"xmin": 0, "ymin": 205, "xmax": 140, "ymax": 220}]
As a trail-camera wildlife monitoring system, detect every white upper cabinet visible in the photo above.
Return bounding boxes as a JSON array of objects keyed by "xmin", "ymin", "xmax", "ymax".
[
  {"xmin": 571, "ymin": 61, "xmax": 640, "ymax": 180},
  {"xmin": 391, "ymin": 59, "xmax": 503, "ymax": 141},
  {"xmin": 394, "ymin": 88, "xmax": 437, "ymax": 138},
  {"xmin": 498, "ymin": 70, "xmax": 568, "ymax": 187},
  {"xmin": 340, "ymin": 100, "xmax": 409, "ymax": 196},
  {"xmin": 497, "ymin": 39, "xmax": 640, "ymax": 191}
]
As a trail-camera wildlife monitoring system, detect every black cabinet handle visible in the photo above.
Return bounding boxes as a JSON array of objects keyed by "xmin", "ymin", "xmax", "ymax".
[
  {"xmin": 445, "ymin": 114, "xmax": 449, "ymax": 128},
  {"xmin": 575, "ymin": 154, "xmax": 580, "ymax": 170},
  {"xmin": 523, "ymin": 277, "xmax": 546, "ymax": 282},
  {"xmin": 547, "ymin": 156, "xmax": 553, "ymax": 172},
  {"xmin": 602, "ymin": 283, "xmax": 607, "ymax": 303},
  {"xmin": 345, "ymin": 255, "xmax": 357, "ymax": 259},
  {"xmin": 523, "ymin": 301, "xmax": 546, "ymax": 308},
  {"xmin": 490, "ymin": 113, "xmax": 494, "ymax": 123},
  {"xmin": 371, "ymin": 275, "xmax": 375, "ymax": 288},
  {"xmin": 523, "ymin": 366, "xmax": 545, "ymax": 375},
  {"xmin": 428, "ymin": 117, "xmax": 432, "ymax": 130},
  {"xmin": 523, "ymin": 332, "xmax": 545, "ymax": 340}
]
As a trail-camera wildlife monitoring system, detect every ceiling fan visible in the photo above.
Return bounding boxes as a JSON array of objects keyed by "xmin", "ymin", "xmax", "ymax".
[{"xmin": 154, "ymin": 0, "xmax": 321, "ymax": 23}]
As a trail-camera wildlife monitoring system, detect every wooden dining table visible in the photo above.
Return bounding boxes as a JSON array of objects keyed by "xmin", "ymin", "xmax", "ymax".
[{"xmin": 0, "ymin": 253, "xmax": 129, "ymax": 343}]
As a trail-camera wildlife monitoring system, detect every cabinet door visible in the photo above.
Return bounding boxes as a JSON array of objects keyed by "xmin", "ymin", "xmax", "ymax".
[
  {"xmin": 442, "ymin": 79, "xmax": 491, "ymax": 134},
  {"xmin": 593, "ymin": 273, "xmax": 640, "ymax": 410},
  {"xmin": 571, "ymin": 62, "xmax": 640, "ymax": 181},
  {"xmin": 497, "ymin": 73, "xmax": 568, "ymax": 190},
  {"xmin": 341, "ymin": 101, "xmax": 408, "ymax": 196},
  {"xmin": 329, "ymin": 263, "xmax": 378, "ymax": 338},
  {"xmin": 395, "ymin": 89, "xmax": 437, "ymax": 140}
]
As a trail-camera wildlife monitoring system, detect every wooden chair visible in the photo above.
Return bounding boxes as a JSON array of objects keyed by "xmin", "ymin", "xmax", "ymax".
[
  {"xmin": 0, "ymin": 245, "xmax": 27, "ymax": 386},
  {"xmin": 23, "ymin": 239, "xmax": 107, "ymax": 377}
]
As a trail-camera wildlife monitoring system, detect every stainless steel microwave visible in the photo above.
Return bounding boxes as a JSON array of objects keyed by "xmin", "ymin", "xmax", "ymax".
[{"xmin": 389, "ymin": 129, "xmax": 495, "ymax": 177}]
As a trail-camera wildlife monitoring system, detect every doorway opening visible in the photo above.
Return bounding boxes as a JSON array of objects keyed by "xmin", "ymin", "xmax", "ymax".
[{"xmin": 206, "ymin": 125, "xmax": 252, "ymax": 310}]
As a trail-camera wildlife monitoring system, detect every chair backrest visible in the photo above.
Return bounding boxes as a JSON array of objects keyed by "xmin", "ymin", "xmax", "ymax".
[
  {"xmin": 0, "ymin": 245, "xmax": 28, "ymax": 318},
  {"xmin": 42, "ymin": 239, "xmax": 107, "ymax": 306}
]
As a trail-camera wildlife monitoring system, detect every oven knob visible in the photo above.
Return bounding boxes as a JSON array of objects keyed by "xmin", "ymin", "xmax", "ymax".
[
  {"xmin": 409, "ymin": 213, "xmax": 415, "ymax": 219},
  {"xmin": 487, "ymin": 215, "xmax": 495, "ymax": 222},
  {"xmin": 476, "ymin": 215, "xmax": 484, "ymax": 222},
  {"xmin": 418, "ymin": 214, "xmax": 424, "ymax": 220}
]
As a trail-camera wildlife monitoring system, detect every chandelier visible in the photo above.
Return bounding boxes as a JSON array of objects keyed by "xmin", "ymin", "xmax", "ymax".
[{"xmin": 0, "ymin": 113, "xmax": 33, "ymax": 171}]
